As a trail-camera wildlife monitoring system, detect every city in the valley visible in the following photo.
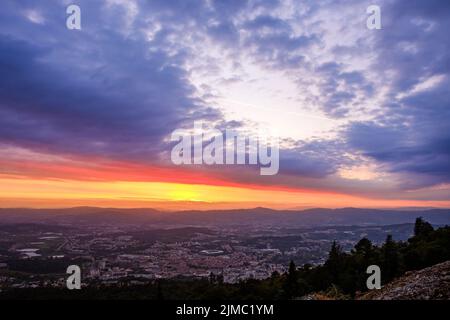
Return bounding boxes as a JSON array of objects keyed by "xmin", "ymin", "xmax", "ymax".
[{"xmin": 0, "ymin": 207, "xmax": 432, "ymax": 290}]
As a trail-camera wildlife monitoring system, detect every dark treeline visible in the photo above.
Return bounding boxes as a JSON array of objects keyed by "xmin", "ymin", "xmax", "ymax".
[
  {"xmin": 1, "ymin": 218, "xmax": 449, "ymax": 300},
  {"xmin": 280, "ymin": 217, "xmax": 450, "ymax": 299}
]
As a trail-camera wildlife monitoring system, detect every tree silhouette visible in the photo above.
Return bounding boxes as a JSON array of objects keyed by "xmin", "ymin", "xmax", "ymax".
[
  {"xmin": 414, "ymin": 217, "xmax": 434, "ymax": 238},
  {"xmin": 325, "ymin": 241, "xmax": 345, "ymax": 284},
  {"xmin": 283, "ymin": 260, "xmax": 298, "ymax": 299},
  {"xmin": 382, "ymin": 235, "xmax": 399, "ymax": 282}
]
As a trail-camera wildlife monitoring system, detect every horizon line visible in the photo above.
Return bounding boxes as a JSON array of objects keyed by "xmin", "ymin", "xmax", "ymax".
[{"xmin": 1, "ymin": 205, "xmax": 449, "ymax": 212}]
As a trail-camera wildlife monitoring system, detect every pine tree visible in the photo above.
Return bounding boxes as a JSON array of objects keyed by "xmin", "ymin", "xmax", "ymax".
[
  {"xmin": 354, "ymin": 238, "xmax": 373, "ymax": 256},
  {"xmin": 325, "ymin": 241, "xmax": 345, "ymax": 284},
  {"xmin": 414, "ymin": 217, "xmax": 434, "ymax": 238},
  {"xmin": 283, "ymin": 260, "xmax": 298, "ymax": 299},
  {"xmin": 382, "ymin": 235, "xmax": 399, "ymax": 282}
]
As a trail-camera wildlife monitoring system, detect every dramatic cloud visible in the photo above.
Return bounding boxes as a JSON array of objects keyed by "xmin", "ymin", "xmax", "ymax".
[
  {"xmin": 345, "ymin": 0, "xmax": 450, "ymax": 190},
  {"xmin": 0, "ymin": 0, "xmax": 449, "ymax": 204}
]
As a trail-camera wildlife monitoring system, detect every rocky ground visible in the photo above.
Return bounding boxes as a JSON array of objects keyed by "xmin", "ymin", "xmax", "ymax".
[{"xmin": 359, "ymin": 260, "xmax": 450, "ymax": 300}]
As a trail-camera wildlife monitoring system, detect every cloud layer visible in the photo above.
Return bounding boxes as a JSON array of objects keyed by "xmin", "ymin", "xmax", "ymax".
[{"xmin": 1, "ymin": 0, "xmax": 449, "ymax": 203}]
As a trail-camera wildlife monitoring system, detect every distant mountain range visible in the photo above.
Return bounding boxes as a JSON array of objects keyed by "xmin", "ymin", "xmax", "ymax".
[{"xmin": 0, "ymin": 207, "xmax": 449, "ymax": 227}]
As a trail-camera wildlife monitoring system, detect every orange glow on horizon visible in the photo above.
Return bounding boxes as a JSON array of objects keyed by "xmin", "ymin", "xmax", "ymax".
[
  {"xmin": 1, "ymin": 175, "xmax": 450, "ymax": 210},
  {"xmin": 1, "ymin": 149, "xmax": 450, "ymax": 210}
]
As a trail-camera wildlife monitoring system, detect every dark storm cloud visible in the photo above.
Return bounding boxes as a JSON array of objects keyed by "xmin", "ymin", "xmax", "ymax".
[
  {"xmin": 278, "ymin": 140, "xmax": 349, "ymax": 178},
  {"xmin": 0, "ymin": 1, "xmax": 221, "ymax": 163},
  {"xmin": 0, "ymin": 0, "xmax": 321, "ymax": 169},
  {"xmin": 346, "ymin": 78, "xmax": 450, "ymax": 188},
  {"xmin": 374, "ymin": 0, "xmax": 450, "ymax": 92},
  {"xmin": 345, "ymin": 0, "xmax": 450, "ymax": 188},
  {"xmin": 0, "ymin": 0, "xmax": 449, "ymax": 195},
  {"xmin": 0, "ymin": 33, "xmax": 221, "ymax": 159}
]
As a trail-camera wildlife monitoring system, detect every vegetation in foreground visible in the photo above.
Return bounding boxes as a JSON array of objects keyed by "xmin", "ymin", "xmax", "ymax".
[{"xmin": 1, "ymin": 218, "xmax": 449, "ymax": 300}]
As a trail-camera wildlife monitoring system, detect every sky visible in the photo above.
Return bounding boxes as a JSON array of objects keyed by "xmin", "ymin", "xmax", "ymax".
[{"xmin": 0, "ymin": 0, "xmax": 450, "ymax": 210}]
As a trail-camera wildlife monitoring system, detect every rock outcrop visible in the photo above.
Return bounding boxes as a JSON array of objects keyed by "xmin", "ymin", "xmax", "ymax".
[{"xmin": 359, "ymin": 260, "xmax": 450, "ymax": 300}]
